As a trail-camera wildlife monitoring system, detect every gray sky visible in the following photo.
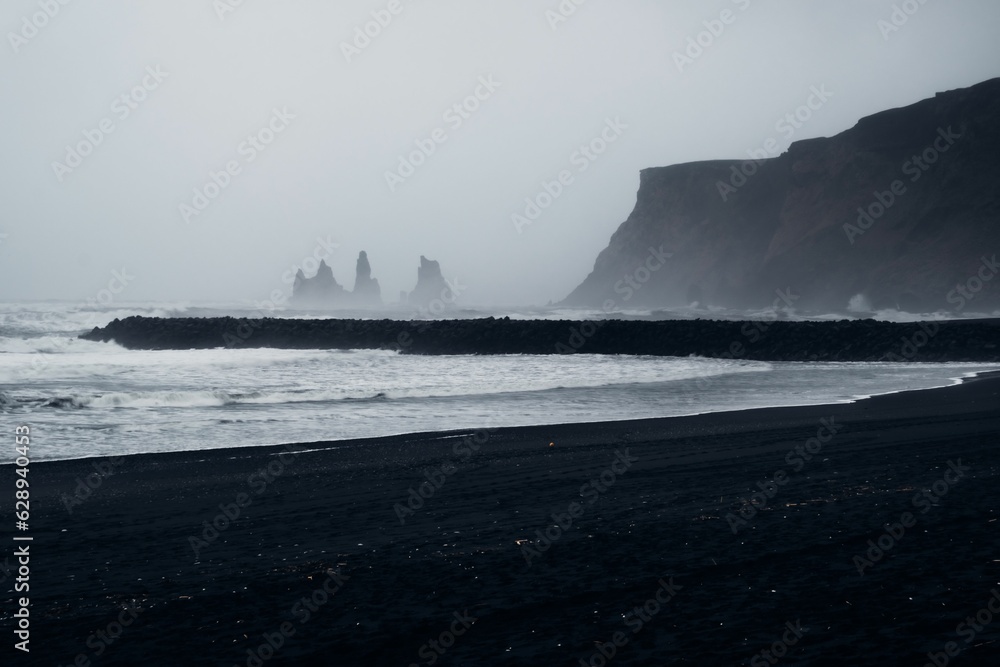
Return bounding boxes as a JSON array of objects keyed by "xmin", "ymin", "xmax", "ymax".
[{"xmin": 1, "ymin": 0, "xmax": 998, "ymax": 307}]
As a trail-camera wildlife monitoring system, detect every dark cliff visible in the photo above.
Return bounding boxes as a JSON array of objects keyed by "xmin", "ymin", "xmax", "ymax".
[{"xmin": 563, "ymin": 78, "xmax": 1000, "ymax": 313}]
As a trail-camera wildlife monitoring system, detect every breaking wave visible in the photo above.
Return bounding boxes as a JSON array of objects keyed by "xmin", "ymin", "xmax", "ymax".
[{"xmin": 42, "ymin": 389, "xmax": 394, "ymax": 410}]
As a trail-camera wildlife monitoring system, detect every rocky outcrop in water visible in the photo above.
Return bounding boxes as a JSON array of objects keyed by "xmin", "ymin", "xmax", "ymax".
[
  {"xmin": 563, "ymin": 78, "xmax": 1000, "ymax": 314},
  {"xmin": 292, "ymin": 260, "xmax": 345, "ymax": 306},
  {"xmin": 407, "ymin": 256, "xmax": 450, "ymax": 307},
  {"xmin": 292, "ymin": 252, "xmax": 384, "ymax": 307},
  {"xmin": 81, "ymin": 315, "xmax": 1000, "ymax": 362},
  {"xmin": 351, "ymin": 251, "xmax": 381, "ymax": 305}
]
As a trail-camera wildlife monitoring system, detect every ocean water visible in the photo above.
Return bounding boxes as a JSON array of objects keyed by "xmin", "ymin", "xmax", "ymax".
[{"xmin": 1, "ymin": 301, "xmax": 997, "ymax": 462}]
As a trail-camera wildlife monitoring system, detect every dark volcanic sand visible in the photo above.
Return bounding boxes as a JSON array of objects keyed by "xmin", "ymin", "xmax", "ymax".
[{"xmin": 7, "ymin": 375, "xmax": 1000, "ymax": 666}]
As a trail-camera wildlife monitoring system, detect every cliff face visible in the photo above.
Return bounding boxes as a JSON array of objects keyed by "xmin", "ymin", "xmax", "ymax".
[{"xmin": 563, "ymin": 78, "xmax": 1000, "ymax": 313}]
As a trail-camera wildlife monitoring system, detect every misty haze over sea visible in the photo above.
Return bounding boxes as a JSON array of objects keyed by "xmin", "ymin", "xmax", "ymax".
[{"xmin": 3, "ymin": 2, "xmax": 999, "ymax": 308}]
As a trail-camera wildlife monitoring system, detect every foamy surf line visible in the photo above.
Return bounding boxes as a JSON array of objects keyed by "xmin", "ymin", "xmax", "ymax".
[
  {"xmin": 11, "ymin": 370, "xmax": 1000, "ymax": 465},
  {"xmin": 844, "ymin": 368, "xmax": 1000, "ymax": 402},
  {"xmin": 30, "ymin": 389, "xmax": 394, "ymax": 410}
]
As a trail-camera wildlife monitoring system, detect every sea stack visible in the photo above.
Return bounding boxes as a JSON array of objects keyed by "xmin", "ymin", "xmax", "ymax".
[
  {"xmin": 351, "ymin": 251, "xmax": 381, "ymax": 305},
  {"xmin": 292, "ymin": 259, "xmax": 345, "ymax": 306},
  {"xmin": 407, "ymin": 255, "xmax": 449, "ymax": 307}
]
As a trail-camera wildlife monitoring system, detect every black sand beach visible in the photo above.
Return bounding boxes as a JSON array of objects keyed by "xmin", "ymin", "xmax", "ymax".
[{"xmin": 7, "ymin": 373, "xmax": 1000, "ymax": 665}]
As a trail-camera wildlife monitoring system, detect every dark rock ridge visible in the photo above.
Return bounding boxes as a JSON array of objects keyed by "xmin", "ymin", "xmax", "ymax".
[
  {"xmin": 563, "ymin": 78, "xmax": 1000, "ymax": 313},
  {"xmin": 407, "ymin": 256, "xmax": 449, "ymax": 307},
  {"xmin": 81, "ymin": 316, "xmax": 1000, "ymax": 362}
]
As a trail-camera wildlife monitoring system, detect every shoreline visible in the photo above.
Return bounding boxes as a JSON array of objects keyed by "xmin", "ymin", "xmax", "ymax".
[{"xmin": 14, "ymin": 367, "xmax": 1000, "ymax": 466}]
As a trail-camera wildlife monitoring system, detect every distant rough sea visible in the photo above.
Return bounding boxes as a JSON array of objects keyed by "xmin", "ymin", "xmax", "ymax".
[{"xmin": 1, "ymin": 301, "xmax": 997, "ymax": 461}]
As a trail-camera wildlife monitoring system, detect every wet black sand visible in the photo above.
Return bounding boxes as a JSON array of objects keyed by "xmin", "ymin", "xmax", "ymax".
[{"xmin": 6, "ymin": 373, "xmax": 1000, "ymax": 665}]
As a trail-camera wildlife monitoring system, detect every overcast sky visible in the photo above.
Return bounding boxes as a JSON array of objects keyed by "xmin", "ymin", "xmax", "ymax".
[{"xmin": 1, "ymin": 0, "xmax": 998, "ymax": 307}]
